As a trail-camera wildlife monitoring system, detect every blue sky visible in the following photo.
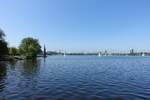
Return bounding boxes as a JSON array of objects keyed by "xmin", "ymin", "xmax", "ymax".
[{"xmin": 0, "ymin": 0, "xmax": 150, "ymax": 52}]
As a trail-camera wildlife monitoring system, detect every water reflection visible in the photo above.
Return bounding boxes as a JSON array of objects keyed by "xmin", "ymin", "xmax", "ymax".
[
  {"xmin": 21, "ymin": 59, "xmax": 41, "ymax": 77},
  {"xmin": 1, "ymin": 56, "xmax": 150, "ymax": 99},
  {"xmin": 9, "ymin": 61, "xmax": 17, "ymax": 70},
  {"xmin": 0, "ymin": 62, "xmax": 7, "ymax": 92}
]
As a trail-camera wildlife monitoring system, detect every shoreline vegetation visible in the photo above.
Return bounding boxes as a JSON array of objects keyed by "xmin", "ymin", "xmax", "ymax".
[
  {"xmin": 0, "ymin": 55, "xmax": 24, "ymax": 61},
  {"xmin": 0, "ymin": 28, "xmax": 43, "ymax": 61},
  {"xmin": 0, "ymin": 28, "xmax": 150, "ymax": 62}
]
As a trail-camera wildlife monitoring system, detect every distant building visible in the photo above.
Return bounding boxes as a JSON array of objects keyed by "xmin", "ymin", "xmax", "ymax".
[
  {"xmin": 58, "ymin": 50, "xmax": 61, "ymax": 54},
  {"xmin": 130, "ymin": 48, "xmax": 134, "ymax": 55},
  {"xmin": 104, "ymin": 50, "xmax": 108, "ymax": 56}
]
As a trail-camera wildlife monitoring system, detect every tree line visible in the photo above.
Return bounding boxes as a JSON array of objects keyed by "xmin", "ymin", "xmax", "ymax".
[{"xmin": 0, "ymin": 28, "xmax": 42, "ymax": 59}]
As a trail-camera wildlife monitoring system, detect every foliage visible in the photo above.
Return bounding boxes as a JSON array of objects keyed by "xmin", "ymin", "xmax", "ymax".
[
  {"xmin": 19, "ymin": 37, "xmax": 42, "ymax": 58},
  {"xmin": 0, "ymin": 40, "xmax": 8, "ymax": 56},
  {"xmin": 9, "ymin": 47, "xmax": 19, "ymax": 56},
  {"xmin": 0, "ymin": 29, "xmax": 5, "ymax": 40},
  {"xmin": 0, "ymin": 28, "xmax": 8, "ymax": 57}
]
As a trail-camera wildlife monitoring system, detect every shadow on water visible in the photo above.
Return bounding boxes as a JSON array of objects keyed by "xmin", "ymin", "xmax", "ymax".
[{"xmin": 0, "ymin": 62, "xmax": 7, "ymax": 92}]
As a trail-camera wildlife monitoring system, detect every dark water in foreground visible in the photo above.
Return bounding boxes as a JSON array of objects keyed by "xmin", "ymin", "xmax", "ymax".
[{"xmin": 1, "ymin": 56, "xmax": 150, "ymax": 100}]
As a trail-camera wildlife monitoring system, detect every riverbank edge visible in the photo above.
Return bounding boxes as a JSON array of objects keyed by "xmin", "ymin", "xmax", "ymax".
[
  {"xmin": 0, "ymin": 56, "xmax": 25, "ymax": 61},
  {"xmin": 0, "ymin": 55, "xmax": 46, "ymax": 61}
]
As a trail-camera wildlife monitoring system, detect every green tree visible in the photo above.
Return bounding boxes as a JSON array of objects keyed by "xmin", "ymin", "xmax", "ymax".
[
  {"xmin": 0, "ymin": 29, "xmax": 5, "ymax": 40},
  {"xmin": 19, "ymin": 37, "xmax": 41, "ymax": 58},
  {"xmin": 0, "ymin": 28, "xmax": 8, "ymax": 57},
  {"xmin": 9, "ymin": 47, "xmax": 19, "ymax": 56}
]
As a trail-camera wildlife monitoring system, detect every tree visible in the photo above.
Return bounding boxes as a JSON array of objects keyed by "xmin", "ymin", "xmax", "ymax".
[
  {"xmin": 19, "ymin": 37, "xmax": 42, "ymax": 58},
  {"xmin": 9, "ymin": 47, "xmax": 19, "ymax": 56},
  {"xmin": 0, "ymin": 29, "xmax": 5, "ymax": 40},
  {"xmin": 0, "ymin": 28, "xmax": 8, "ymax": 57}
]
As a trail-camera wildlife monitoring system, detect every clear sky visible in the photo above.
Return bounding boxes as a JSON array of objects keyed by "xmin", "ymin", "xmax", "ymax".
[{"xmin": 0, "ymin": 0, "xmax": 150, "ymax": 52}]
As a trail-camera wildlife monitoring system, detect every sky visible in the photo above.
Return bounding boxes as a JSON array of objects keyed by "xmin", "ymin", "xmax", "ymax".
[{"xmin": 0, "ymin": 0, "xmax": 150, "ymax": 52}]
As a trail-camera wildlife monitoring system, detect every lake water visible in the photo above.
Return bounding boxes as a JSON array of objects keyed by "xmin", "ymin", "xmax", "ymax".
[{"xmin": 1, "ymin": 56, "xmax": 150, "ymax": 100}]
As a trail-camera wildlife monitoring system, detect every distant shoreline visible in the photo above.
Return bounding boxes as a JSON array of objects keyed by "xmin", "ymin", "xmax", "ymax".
[{"xmin": 1, "ymin": 55, "xmax": 150, "ymax": 62}]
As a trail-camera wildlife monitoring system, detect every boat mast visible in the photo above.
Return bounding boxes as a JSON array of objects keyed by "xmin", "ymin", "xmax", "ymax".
[{"xmin": 44, "ymin": 45, "xmax": 47, "ymax": 58}]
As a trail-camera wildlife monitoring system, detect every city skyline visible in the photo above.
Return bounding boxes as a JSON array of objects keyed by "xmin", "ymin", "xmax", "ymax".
[{"xmin": 0, "ymin": 0, "xmax": 150, "ymax": 52}]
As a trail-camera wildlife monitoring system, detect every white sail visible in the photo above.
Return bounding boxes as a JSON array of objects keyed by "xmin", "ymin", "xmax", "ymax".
[
  {"xmin": 63, "ymin": 52, "xmax": 66, "ymax": 57},
  {"xmin": 142, "ymin": 53, "xmax": 145, "ymax": 56},
  {"xmin": 98, "ymin": 52, "xmax": 101, "ymax": 57}
]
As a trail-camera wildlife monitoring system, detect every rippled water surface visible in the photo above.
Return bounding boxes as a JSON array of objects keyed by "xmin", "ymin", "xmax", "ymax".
[{"xmin": 1, "ymin": 56, "xmax": 150, "ymax": 100}]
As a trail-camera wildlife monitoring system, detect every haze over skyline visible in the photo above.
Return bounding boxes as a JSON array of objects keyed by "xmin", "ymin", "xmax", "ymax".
[{"xmin": 0, "ymin": 0, "xmax": 150, "ymax": 52}]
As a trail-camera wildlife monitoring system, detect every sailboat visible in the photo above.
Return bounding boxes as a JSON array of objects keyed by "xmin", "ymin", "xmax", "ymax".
[
  {"xmin": 63, "ymin": 52, "xmax": 66, "ymax": 57},
  {"xmin": 98, "ymin": 52, "xmax": 101, "ymax": 57},
  {"xmin": 142, "ymin": 53, "xmax": 145, "ymax": 57},
  {"xmin": 43, "ymin": 45, "xmax": 47, "ymax": 58}
]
